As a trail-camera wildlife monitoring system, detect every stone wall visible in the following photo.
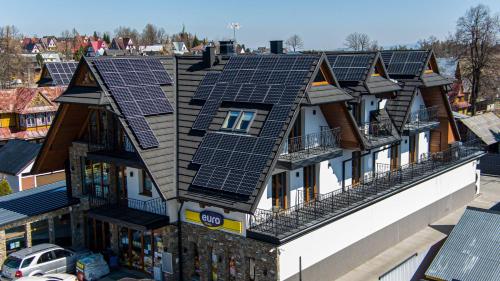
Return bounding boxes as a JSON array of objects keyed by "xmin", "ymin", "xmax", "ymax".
[
  {"xmin": 68, "ymin": 141, "xmax": 89, "ymax": 199},
  {"xmin": 180, "ymin": 222, "xmax": 278, "ymax": 281}
]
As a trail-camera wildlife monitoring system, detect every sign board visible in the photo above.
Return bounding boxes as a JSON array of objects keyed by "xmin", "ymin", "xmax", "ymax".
[{"xmin": 185, "ymin": 209, "xmax": 242, "ymax": 234}]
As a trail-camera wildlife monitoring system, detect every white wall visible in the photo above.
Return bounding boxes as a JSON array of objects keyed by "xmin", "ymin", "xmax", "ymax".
[
  {"xmin": 401, "ymin": 136, "xmax": 410, "ymax": 166},
  {"xmin": 410, "ymin": 90, "xmax": 426, "ymax": 113},
  {"xmin": 125, "ymin": 167, "xmax": 161, "ymax": 201},
  {"xmin": 361, "ymin": 96, "xmax": 379, "ymax": 123},
  {"xmin": 278, "ymin": 160, "xmax": 478, "ymax": 281},
  {"xmin": 257, "ymin": 178, "xmax": 273, "ymax": 211},
  {"xmin": 302, "ymin": 106, "xmax": 329, "ymax": 136},
  {"xmin": 289, "ymin": 168, "xmax": 303, "ymax": 206},
  {"xmin": 418, "ymin": 131, "xmax": 430, "ymax": 160}
]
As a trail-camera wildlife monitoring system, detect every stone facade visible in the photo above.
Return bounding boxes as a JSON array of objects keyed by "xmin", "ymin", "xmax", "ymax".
[
  {"xmin": 68, "ymin": 141, "xmax": 89, "ymax": 199},
  {"xmin": 181, "ymin": 222, "xmax": 278, "ymax": 281}
]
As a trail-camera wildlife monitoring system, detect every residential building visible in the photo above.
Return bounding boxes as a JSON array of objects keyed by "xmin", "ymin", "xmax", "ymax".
[
  {"xmin": 87, "ymin": 39, "xmax": 108, "ymax": 57},
  {"xmin": 0, "ymin": 140, "xmax": 64, "ymax": 192},
  {"xmin": 110, "ymin": 37, "xmax": 136, "ymax": 52},
  {"xmin": 172, "ymin": 41, "xmax": 188, "ymax": 54},
  {"xmin": 39, "ymin": 52, "xmax": 62, "ymax": 63},
  {"xmin": 425, "ymin": 207, "xmax": 500, "ymax": 281},
  {"xmin": 31, "ymin": 46, "xmax": 485, "ymax": 281},
  {"xmin": 0, "ymin": 181, "xmax": 79, "ymax": 262},
  {"xmin": 38, "ymin": 62, "xmax": 78, "ymax": 87},
  {"xmin": 0, "ymin": 87, "xmax": 64, "ymax": 145}
]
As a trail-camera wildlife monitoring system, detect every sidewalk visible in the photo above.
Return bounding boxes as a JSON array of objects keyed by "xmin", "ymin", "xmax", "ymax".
[{"xmin": 336, "ymin": 175, "xmax": 500, "ymax": 281}]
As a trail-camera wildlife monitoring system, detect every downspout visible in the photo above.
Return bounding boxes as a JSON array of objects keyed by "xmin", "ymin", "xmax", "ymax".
[{"xmin": 177, "ymin": 200, "xmax": 184, "ymax": 281}]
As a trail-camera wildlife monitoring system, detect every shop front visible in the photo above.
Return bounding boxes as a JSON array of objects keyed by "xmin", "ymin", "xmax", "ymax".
[{"xmin": 86, "ymin": 204, "xmax": 169, "ymax": 275}]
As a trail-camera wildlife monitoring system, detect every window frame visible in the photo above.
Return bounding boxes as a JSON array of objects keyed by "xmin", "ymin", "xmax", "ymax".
[
  {"xmin": 141, "ymin": 170, "xmax": 153, "ymax": 197},
  {"xmin": 221, "ymin": 110, "xmax": 256, "ymax": 133}
]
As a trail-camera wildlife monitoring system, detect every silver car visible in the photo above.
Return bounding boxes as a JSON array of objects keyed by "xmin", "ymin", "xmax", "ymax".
[{"xmin": 1, "ymin": 244, "xmax": 77, "ymax": 280}]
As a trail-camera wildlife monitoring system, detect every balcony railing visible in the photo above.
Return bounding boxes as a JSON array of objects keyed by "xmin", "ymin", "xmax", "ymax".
[
  {"xmin": 87, "ymin": 135, "xmax": 135, "ymax": 154},
  {"xmin": 89, "ymin": 195, "xmax": 168, "ymax": 216},
  {"xmin": 404, "ymin": 106, "xmax": 439, "ymax": 132},
  {"xmin": 280, "ymin": 128, "xmax": 341, "ymax": 161},
  {"xmin": 358, "ymin": 118, "xmax": 395, "ymax": 142},
  {"xmin": 248, "ymin": 139, "xmax": 484, "ymax": 240}
]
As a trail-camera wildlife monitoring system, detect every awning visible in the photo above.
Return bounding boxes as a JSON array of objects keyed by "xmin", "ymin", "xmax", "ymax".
[
  {"xmin": 306, "ymin": 84, "xmax": 353, "ymax": 105},
  {"xmin": 87, "ymin": 205, "xmax": 169, "ymax": 231}
]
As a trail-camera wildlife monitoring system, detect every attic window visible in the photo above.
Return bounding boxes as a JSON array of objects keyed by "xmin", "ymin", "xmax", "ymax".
[
  {"xmin": 222, "ymin": 110, "xmax": 255, "ymax": 132},
  {"xmin": 424, "ymin": 63, "xmax": 434, "ymax": 74},
  {"xmin": 312, "ymin": 70, "xmax": 329, "ymax": 86},
  {"xmin": 372, "ymin": 65, "xmax": 382, "ymax": 77}
]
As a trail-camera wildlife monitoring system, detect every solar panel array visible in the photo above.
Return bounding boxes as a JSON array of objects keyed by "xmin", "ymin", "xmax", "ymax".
[
  {"xmin": 326, "ymin": 54, "xmax": 374, "ymax": 81},
  {"xmin": 45, "ymin": 62, "xmax": 78, "ymax": 85},
  {"xmin": 192, "ymin": 55, "xmax": 316, "ymax": 131},
  {"xmin": 191, "ymin": 133, "xmax": 276, "ymax": 195},
  {"xmin": 381, "ymin": 51, "xmax": 429, "ymax": 76},
  {"xmin": 190, "ymin": 55, "xmax": 318, "ymax": 196},
  {"xmin": 94, "ymin": 58, "xmax": 174, "ymax": 149}
]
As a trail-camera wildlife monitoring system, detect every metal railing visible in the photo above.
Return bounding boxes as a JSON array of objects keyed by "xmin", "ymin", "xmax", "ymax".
[
  {"xmin": 248, "ymin": 139, "xmax": 484, "ymax": 238},
  {"xmin": 280, "ymin": 128, "xmax": 341, "ymax": 161},
  {"xmin": 405, "ymin": 106, "xmax": 439, "ymax": 131},
  {"xmin": 89, "ymin": 194, "xmax": 168, "ymax": 216},
  {"xmin": 87, "ymin": 135, "xmax": 135, "ymax": 154},
  {"xmin": 358, "ymin": 118, "xmax": 395, "ymax": 142}
]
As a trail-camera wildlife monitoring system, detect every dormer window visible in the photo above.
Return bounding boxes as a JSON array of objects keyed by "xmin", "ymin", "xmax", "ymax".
[{"xmin": 222, "ymin": 110, "xmax": 255, "ymax": 132}]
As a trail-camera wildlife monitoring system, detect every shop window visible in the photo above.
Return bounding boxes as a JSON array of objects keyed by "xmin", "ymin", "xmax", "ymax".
[
  {"xmin": 54, "ymin": 214, "xmax": 72, "ymax": 247},
  {"xmin": 141, "ymin": 170, "xmax": 153, "ymax": 196},
  {"xmin": 5, "ymin": 226, "xmax": 26, "ymax": 255},
  {"xmin": 81, "ymin": 159, "xmax": 110, "ymax": 198},
  {"xmin": 31, "ymin": 220, "xmax": 50, "ymax": 246}
]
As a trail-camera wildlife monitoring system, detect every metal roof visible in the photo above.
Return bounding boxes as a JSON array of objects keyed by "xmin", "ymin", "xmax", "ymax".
[
  {"xmin": 0, "ymin": 140, "xmax": 40, "ymax": 175},
  {"xmin": 0, "ymin": 181, "xmax": 79, "ymax": 227},
  {"xmin": 425, "ymin": 207, "xmax": 500, "ymax": 281},
  {"xmin": 460, "ymin": 112, "xmax": 500, "ymax": 145}
]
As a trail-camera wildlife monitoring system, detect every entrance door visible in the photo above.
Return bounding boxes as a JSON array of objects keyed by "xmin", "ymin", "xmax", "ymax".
[
  {"xmin": 87, "ymin": 218, "xmax": 110, "ymax": 253},
  {"xmin": 352, "ymin": 151, "xmax": 361, "ymax": 186},
  {"xmin": 390, "ymin": 144, "xmax": 399, "ymax": 171},
  {"xmin": 303, "ymin": 165, "xmax": 317, "ymax": 202},
  {"xmin": 272, "ymin": 172, "xmax": 287, "ymax": 209},
  {"xmin": 409, "ymin": 135, "xmax": 417, "ymax": 164}
]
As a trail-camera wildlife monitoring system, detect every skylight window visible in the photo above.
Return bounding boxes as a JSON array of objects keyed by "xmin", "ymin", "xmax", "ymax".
[{"xmin": 222, "ymin": 110, "xmax": 255, "ymax": 132}]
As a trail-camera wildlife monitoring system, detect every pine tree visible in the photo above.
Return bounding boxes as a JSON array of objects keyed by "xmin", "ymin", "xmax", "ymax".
[
  {"xmin": 192, "ymin": 35, "xmax": 200, "ymax": 47},
  {"xmin": 0, "ymin": 179, "xmax": 12, "ymax": 196}
]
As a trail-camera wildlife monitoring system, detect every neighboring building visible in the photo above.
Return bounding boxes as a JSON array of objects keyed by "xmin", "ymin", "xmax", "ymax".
[
  {"xmin": 139, "ymin": 44, "xmax": 166, "ymax": 55},
  {"xmin": 31, "ymin": 47, "xmax": 485, "ymax": 280},
  {"xmin": 0, "ymin": 140, "xmax": 64, "ymax": 192},
  {"xmin": 38, "ymin": 62, "xmax": 78, "ymax": 87},
  {"xmin": 110, "ymin": 37, "xmax": 136, "ymax": 51},
  {"xmin": 39, "ymin": 52, "xmax": 61, "ymax": 63},
  {"xmin": 172, "ymin": 41, "xmax": 188, "ymax": 54},
  {"xmin": 86, "ymin": 40, "xmax": 108, "ymax": 57},
  {"xmin": 0, "ymin": 87, "xmax": 64, "ymax": 145},
  {"xmin": 190, "ymin": 44, "xmax": 205, "ymax": 55},
  {"xmin": 425, "ymin": 207, "xmax": 500, "ymax": 281},
  {"xmin": 0, "ymin": 181, "xmax": 80, "ymax": 262}
]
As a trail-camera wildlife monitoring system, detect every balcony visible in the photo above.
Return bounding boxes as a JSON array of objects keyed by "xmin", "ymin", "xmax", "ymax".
[
  {"xmin": 86, "ymin": 136, "xmax": 141, "ymax": 168},
  {"xmin": 277, "ymin": 128, "xmax": 342, "ymax": 170},
  {"xmin": 358, "ymin": 118, "xmax": 399, "ymax": 148},
  {"xmin": 247, "ymin": 139, "xmax": 484, "ymax": 243},
  {"xmin": 403, "ymin": 106, "xmax": 440, "ymax": 135},
  {"xmin": 88, "ymin": 195, "xmax": 169, "ymax": 230}
]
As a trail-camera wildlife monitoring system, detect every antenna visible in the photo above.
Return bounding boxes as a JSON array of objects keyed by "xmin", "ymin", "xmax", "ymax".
[{"xmin": 227, "ymin": 22, "xmax": 241, "ymax": 42}]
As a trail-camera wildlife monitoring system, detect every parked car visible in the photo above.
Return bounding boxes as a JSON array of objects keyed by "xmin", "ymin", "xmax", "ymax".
[
  {"xmin": 1, "ymin": 244, "xmax": 80, "ymax": 280},
  {"xmin": 16, "ymin": 274, "xmax": 77, "ymax": 281}
]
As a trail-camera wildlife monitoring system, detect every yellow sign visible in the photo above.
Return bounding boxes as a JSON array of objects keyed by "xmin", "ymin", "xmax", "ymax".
[{"xmin": 185, "ymin": 209, "xmax": 242, "ymax": 234}]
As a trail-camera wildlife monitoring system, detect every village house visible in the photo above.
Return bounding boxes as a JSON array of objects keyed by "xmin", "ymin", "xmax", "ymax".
[{"xmin": 30, "ymin": 43, "xmax": 485, "ymax": 281}]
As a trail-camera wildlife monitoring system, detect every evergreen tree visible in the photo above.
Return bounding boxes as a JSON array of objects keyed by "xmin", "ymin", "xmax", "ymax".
[
  {"xmin": 192, "ymin": 35, "xmax": 200, "ymax": 47},
  {"xmin": 103, "ymin": 32, "xmax": 111, "ymax": 44},
  {"xmin": 0, "ymin": 179, "xmax": 12, "ymax": 196},
  {"xmin": 93, "ymin": 31, "xmax": 98, "ymax": 40}
]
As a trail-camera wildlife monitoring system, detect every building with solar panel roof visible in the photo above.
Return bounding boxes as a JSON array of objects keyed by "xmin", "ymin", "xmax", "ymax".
[
  {"xmin": 30, "ymin": 42, "xmax": 485, "ymax": 281},
  {"xmin": 37, "ymin": 62, "xmax": 78, "ymax": 87}
]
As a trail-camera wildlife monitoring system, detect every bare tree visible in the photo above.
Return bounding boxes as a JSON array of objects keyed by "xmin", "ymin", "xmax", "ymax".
[
  {"xmin": 285, "ymin": 34, "xmax": 304, "ymax": 52},
  {"xmin": 141, "ymin": 23, "xmax": 159, "ymax": 45},
  {"xmin": 156, "ymin": 27, "xmax": 168, "ymax": 44},
  {"xmin": 454, "ymin": 4, "xmax": 500, "ymax": 115},
  {"xmin": 60, "ymin": 30, "xmax": 72, "ymax": 61},
  {"xmin": 114, "ymin": 26, "xmax": 140, "ymax": 44},
  {"xmin": 344, "ymin": 32, "xmax": 371, "ymax": 51},
  {"xmin": 0, "ymin": 25, "xmax": 25, "ymax": 88}
]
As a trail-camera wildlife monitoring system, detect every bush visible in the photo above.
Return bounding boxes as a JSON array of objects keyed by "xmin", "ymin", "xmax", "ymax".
[{"xmin": 0, "ymin": 179, "xmax": 13, "ymax": 196}]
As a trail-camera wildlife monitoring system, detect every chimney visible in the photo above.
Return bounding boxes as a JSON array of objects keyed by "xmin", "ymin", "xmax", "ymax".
[
  {"xmin": 270, "ymin": 40, "xmax": 283, "ymax": 54},
  {"xmin": 203, "ymin": 46, "xmax": 216, "ymax": 68},
  {"xmin": 219, "ymin": 40, "xmax": 235, "ymax": 56}
]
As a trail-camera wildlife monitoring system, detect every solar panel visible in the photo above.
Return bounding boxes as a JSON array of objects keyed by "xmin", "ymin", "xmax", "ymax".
[
  {"xmin": 260, "ymin": 121, "xmax": 284, "ymax": 137},
  {"xmin": 45, "ymin": 62, "xmax": 78, "ymax": 85},
  {"xmin": 328, "ymin": 54, "xmax": 375, "ymax": 82}
]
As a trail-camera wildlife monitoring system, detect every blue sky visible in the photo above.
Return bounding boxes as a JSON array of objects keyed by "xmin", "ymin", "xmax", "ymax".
[{"xmin": 1, "ymin": 0, "xmax": 499, "ymax": 49}]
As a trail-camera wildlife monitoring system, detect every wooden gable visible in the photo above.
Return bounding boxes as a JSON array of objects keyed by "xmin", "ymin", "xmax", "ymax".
[
  {"xmin": 73, "ymin": 61, "xmax": 98, "ymax": 87},
  {"xmin": 369, "ymin": 54, "xmax": 390, "ymax": 79},
  {"xmin": 29, "ymin": 92, "xmax": 52, "ymax": 108}
]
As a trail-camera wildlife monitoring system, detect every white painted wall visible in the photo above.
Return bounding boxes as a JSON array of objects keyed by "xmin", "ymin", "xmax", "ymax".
[
  {"xmin": 418, "ymin": 131, "xmax": 430, "ymax": 160},
  {"xmin": 410, "ymin": 90, "xmax": 426, "ymax": 114},
  {"xmin": 125, "ymin": 167, "xmax": 161, "ymax": 201},
  {"xmin": 278, "ymin": 160, "xmax": 478, "ymax": 281},
  {"xmin": 361, "ymin": 96, "xmax": 379, "ymax": 123},
  {"xmin": 289, "ymin": 168, "xmax": 303, "ymax": 206},
  {"xmin": 257, "ymin": 178, "xmax": 273, "ymax": 211},
  {"xmin": 401, "ymin": 136, "xmax": 410, "ymax": 166},
  {"xmin": 302, "ymin": 106, "xmax": 329, "ymax": 136}
]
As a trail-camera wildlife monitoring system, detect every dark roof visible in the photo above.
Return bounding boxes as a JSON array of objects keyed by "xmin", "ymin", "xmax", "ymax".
[
  {"xmin": 177, "ymin": 54, "xmax": 329, "ymax": 212},
  {"xmin": 325, "ymin": 52, "xmax": 400, "ymax": 96},
  {"xmin": 425, "ymin": 207, "xmax": 500, "ymax": 281},
  {"xmin": 385, "ymin": 81, "xmax": 419, "ymax": 131},
  {"xmin": 306, "ymin": 84, "xmax": 353, "ymax": 105},
  {"xmin": 38, "ymin": 62, "xmax": 78, "ymax": 86},
  {"xmin": 88, "ymin": 205, "xmax": 169, "ymax": 231},
  {"xmin": 0, "ymin": 181, "xmax": 79, "ymax": 227},
  {"xmin": 0, "ymin": 140, "xmax": 41, "ymax": 175}
]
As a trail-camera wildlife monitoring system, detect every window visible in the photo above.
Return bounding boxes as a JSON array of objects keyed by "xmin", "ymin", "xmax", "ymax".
[
  {"xmin": 25, "ymin": 114, "xmax": 36, "ymax": 127},
  {"xmin": 46, "ymin": 112, "xmax": 53, "ymax": 124},
  {"xmin": 37, "ymin": 252, "xmax": 54, "ymax": 264},
  {"xmin": 21, "ymin": 257, "xmax": 35, "ymax": 268},
  {"xmin": 81, "ymin": 159, "xmax": 110, "ymax": 198},
  {"xmin": 141, "ymin": 170, "xmax": 153, "ymax": 196},
  {"xmin": 54, "ymin": 249, "xmax": 72, "ymax": 259},
  {"xmin": 221, "ymin": 111, "xmax": 255, "ymax": 132}
]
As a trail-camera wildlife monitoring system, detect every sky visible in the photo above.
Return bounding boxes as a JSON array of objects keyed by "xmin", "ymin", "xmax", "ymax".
[{"xmin": 1, "ymin": 0, "xmax": 499, "ymax": 50}]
